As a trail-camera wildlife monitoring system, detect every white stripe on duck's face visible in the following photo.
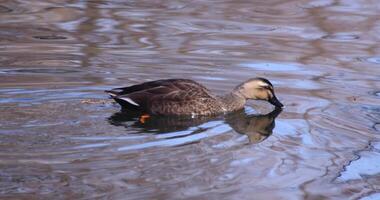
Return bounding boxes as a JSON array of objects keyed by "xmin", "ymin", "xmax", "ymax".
[
  {"xmin": 257, "ymin": 81, "xmax": 271, "ymax": 88},
  {"xmin": 239, "ymin": 79, "xmax": 274, "ymax": 100}
]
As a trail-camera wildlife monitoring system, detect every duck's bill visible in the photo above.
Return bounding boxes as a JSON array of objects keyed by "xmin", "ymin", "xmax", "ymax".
[{"xmin": 269, "ymin": 96, "xmax": 284, "ymax": 108}]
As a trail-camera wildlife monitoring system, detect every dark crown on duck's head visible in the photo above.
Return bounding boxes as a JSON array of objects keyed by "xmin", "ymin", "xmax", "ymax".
[{"xmin": 234, "ymin": 77, "xmax": 283, "ymax": 108}]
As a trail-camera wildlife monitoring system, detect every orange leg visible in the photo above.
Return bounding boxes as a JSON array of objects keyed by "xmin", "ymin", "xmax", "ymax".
[{"xmin": 139, "ymin": 114, "xmax": 151, "ymax": 124}]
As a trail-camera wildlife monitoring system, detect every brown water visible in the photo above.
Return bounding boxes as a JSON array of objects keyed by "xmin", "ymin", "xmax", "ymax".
[{"xmin": 1, "ymin": 0, "xmax": 380, "ymax": 199}]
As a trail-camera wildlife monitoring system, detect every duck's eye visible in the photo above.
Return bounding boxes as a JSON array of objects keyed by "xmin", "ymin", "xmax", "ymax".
[{"xmin": 262, "ymin": 86, "xmax": 271, "ymax": 90}]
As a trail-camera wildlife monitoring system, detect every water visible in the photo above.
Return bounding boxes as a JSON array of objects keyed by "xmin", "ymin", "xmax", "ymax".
[{"xmin": 0, "ymin": 0, "xmax": 379, "ymax": 199}]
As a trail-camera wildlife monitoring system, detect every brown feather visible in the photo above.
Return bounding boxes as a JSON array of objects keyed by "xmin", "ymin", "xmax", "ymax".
[{"xmin": 106, "ymin": 78, "xmax": 282, "ymax": 116}]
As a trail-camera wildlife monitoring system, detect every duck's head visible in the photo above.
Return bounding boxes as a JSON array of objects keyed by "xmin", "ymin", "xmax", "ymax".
[{"xmin": 235, "ymin": 77, "xmax": 283, "ymax": 108}]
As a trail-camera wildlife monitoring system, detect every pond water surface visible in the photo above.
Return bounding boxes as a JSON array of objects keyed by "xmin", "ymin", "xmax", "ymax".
[{"xmin": 0, "ymin": 0, "xmax": 380, "ymax": 199}]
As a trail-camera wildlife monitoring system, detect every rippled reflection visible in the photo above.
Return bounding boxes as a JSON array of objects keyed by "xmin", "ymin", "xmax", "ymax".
[
  {"xmin": 226, "ymin": 108, "xmax": 282, "ymax": 143},
  {"xmin": 1, "ymin": 0, "xmax": 380, "ymax": 199},
  {"xmin": 108, "ymin": 107, "xmax": 282, "ymax": 147}
]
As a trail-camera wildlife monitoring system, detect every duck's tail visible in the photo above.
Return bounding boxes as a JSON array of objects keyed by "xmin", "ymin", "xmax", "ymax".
[
  {"xmin": 105, "ymin": 89, "xmax": 120, "ymax": 98},
  {"xmin": 105, "ymin": 90, "xmax": 142, "ymax": 111}
]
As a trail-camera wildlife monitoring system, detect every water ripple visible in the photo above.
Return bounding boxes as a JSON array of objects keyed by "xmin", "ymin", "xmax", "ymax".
[
  {"xmin": 0, "ymin": 0, "xmax": 379, "ymax": 199},
  {"xmin": 358, "ymin": 56, "xmax": 380, "ymax": 65}
]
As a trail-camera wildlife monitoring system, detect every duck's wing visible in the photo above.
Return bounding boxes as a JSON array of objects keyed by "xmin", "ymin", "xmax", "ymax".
[
  {"xmin": 105, "ymin": 79, "xmax": 203, "ymax": 97},
  {"xmin": 110, "ymin": 79, "xmax": 219, "ymax": 115}
]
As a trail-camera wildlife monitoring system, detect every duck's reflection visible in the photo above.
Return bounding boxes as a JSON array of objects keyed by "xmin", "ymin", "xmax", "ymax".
[
  {"xmin": 225, "ymin": 107, "xmax": 282, "ymax": 143},
  {"xmin": 108, "ymin": 108, "xmax": 282, "ymax": 144}
]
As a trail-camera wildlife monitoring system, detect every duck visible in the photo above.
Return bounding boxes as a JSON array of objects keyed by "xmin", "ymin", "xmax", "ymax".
[{"xmin": 105, "ymin": 77, "xmax": 283, "ymax": 116}]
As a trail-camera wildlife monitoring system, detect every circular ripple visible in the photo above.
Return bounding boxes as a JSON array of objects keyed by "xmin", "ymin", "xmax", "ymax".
[
  {"xmin": 356, "ymin": 56, "xmax": 380, "ymax": 64},
  {"xmin": 376, "ymin": 91, "xmax": 380, "ymax": 97},
  {"xmin": 361, "ymin": 57, "xmax": 380, "ymax": 64},
  {"xmin": 374, "ymin": 123, "xmax": 380, "ymax": 132},
  {"xmin": 321, "ymin": 34, "xmax": 359, "ymax": 40},
  {"xmin": 33, "ymin": 35, "xmax": 67, "ymax": 40}
]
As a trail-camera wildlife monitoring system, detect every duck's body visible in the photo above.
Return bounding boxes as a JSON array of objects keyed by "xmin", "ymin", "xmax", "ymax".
[{"xmin": 106, "ymin": 78, "xmax": 283, "ymax": 116}]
